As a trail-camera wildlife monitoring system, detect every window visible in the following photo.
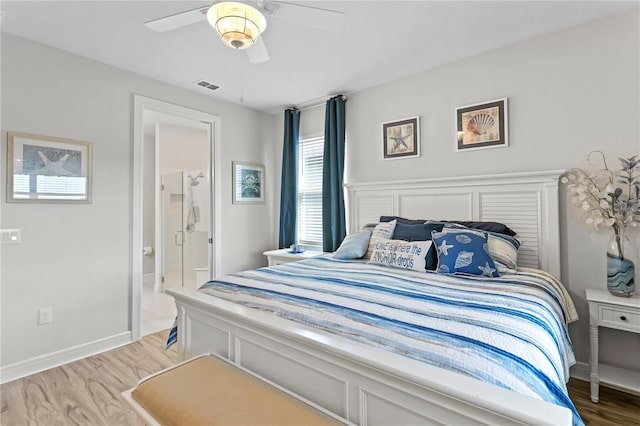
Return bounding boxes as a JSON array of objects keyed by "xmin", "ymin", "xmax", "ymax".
[{"xmin": 297, "ymin": 135, "xmax": 323, "ymax": 248}]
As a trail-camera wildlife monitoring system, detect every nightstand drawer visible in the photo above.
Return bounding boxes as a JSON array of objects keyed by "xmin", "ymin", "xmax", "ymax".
[{"xmin": 598, "ymin": 305, "xmax": 640, "ymax": 331}]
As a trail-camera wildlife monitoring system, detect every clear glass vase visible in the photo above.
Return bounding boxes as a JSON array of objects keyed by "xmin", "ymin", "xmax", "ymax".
[{"xmin": 606, "ymin": 225, "xmax": 635, "ymax": 297}]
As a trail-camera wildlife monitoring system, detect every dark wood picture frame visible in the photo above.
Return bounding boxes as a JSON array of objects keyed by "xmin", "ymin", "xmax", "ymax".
[
  {"xmin": 382, "ymin": 116, "xmax": 420, "ymax": 160},
  {"xmin": 456, "ymin": 98, "xmax": 508, "ymax": 151}
]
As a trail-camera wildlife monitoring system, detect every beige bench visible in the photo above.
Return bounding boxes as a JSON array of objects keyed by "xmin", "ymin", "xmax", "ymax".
[{"xmin": 122, "ymin": 355, "xmax": 347, "ymax": 425}]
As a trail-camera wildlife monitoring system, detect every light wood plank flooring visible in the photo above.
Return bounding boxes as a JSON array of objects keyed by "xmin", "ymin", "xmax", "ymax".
[
  {"xmin": 1, "ymin": 331, "xmax": 177, "ymax": 426},
  {"xmin": 1, "ymin": 331, "xmax": 638, "ymax": 425}
]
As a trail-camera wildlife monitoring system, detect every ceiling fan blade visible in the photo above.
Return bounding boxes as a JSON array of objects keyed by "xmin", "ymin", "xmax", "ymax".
[
  {"xmin": 144, "ymin": 5, "xmax": 209, "ymax": 32},
  {"xmin": 276, "ymin": 1, "xmax": 346, "ymax": 32},
  {"xmin": 246, "ymin": 36, "xmax": 270, "ymax": 64}
]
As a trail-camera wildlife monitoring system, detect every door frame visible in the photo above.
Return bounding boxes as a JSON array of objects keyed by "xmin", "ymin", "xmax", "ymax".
[{"xmin": 132, "ymin": 95, "xmax": 221, "ymax": 341}]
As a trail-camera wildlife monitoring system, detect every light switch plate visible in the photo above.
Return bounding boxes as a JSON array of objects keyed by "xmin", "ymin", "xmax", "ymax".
[{"xmin": 0, "ymin": 229, "xmax": 22, "ymax": 244}]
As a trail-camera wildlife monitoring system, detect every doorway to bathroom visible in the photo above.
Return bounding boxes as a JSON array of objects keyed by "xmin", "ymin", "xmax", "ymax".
[
  {"xmin": 146, "ymin": 118, "xmax": 210, "ymax": 336},
  {"xmin": 132, "ymin": 95, "xmax": 221, "ymax": 341}
]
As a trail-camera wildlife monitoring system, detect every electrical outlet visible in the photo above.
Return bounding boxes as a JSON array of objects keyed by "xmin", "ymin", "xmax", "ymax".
[{"xmin": 38, "ymin": 308, "xmax": 53, "ymax": 325}]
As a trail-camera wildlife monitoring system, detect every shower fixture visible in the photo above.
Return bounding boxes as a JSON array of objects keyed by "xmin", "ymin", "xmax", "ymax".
[
  {"xmin": 188, "ymin": 172, "xmax": 205, "ymax": 186},
  {"xmin": 186, "ymin": 172, "xmax": 205, "ymax": 232}
]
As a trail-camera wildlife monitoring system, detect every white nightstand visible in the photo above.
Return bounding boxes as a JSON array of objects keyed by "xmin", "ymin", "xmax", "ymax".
[
  {"xmin": 586, "ymin": 288, "xmax": 640, "ymax": 403},
  {"xmin": 263, "ymin": 249, "xmax": 327, "ymax": 266}
]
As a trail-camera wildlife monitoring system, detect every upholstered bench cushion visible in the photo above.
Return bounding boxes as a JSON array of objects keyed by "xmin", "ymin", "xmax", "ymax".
[{"xmin": 131, "ymin": 356, "xmax": 342, "ymax": 426}]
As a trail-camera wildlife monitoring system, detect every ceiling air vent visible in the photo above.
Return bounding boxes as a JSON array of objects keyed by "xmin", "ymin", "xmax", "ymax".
[{"xmin": 194, "ymin": 79, "xmax": 220, "ymax": 91}]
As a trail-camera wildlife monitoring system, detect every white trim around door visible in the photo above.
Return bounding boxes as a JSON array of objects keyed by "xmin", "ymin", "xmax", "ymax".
[{"xmin": 132, "ymin": 95, "xmax": 221, "ymax": 342}]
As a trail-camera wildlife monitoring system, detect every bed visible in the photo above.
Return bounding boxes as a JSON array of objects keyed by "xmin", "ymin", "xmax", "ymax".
[{"xmin": 167, "ymin": 170, "xmax": 582, "ymax": 425}]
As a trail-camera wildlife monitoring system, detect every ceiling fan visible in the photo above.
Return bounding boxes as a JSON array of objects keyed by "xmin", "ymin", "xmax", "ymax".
[{"xmin": 144, "ymin": 1, "xmax": 346, "ymax": 64}]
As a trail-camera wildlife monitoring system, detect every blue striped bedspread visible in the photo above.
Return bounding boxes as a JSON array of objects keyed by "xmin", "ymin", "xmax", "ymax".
[{"xmin": 196, "ymin": 257, "xmax": 582, "ymax": 425}]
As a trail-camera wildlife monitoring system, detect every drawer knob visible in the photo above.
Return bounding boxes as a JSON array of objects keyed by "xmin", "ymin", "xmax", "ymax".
[{"xmin": 620, "ymin": 315, "xmax": 627, "ymax": 321}]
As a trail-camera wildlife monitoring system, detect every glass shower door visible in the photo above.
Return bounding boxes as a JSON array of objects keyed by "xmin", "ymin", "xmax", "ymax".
[
  {"xmin": 182, "ymin": 169, "xmax": 208, "ymax": 289},
  {"xmin": 161, "ymin": 172, "xmax": 184, "ymax": 290},
  {"xmin": 161, "ymin": 170, "xmax": 210, "ymax": 291}
]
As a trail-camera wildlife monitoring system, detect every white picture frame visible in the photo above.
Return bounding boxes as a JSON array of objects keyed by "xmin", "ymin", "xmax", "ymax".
[{"xmin": 232, "ymin": 161, "xmax": 265, "ymax": 204}]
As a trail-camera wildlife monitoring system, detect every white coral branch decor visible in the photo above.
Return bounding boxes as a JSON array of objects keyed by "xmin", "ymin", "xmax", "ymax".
[{"xmin": 562, "ymin": 151, "xmax": 640, "ymax": 260}]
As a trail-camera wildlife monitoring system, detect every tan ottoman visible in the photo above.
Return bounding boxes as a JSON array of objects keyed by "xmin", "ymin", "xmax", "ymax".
[{"xmin": 122, "ymin": 355, "xmax": 347, "ymax": 426}]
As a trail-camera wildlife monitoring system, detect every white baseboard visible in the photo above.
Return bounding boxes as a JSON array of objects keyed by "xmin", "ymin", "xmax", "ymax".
[
  {"xmin": 142, "ymin": 273, "xmax": 156, "ymax": 287},
  {"xmin": 0, "ymin": 331, "xmax": 132, "ymax": 384}
]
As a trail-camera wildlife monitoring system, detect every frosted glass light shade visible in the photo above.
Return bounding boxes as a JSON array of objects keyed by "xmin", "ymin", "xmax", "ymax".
[{"xmin": 207, "ymin": 2, "xmax": 267, "ymax": 50}]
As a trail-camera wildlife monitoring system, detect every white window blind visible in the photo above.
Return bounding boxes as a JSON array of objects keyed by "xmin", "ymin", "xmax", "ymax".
[
  {"xmin": 13, "ymin": 174, "xmax": 87, "ymax": 200},
  {"xmin": 297, "ymin": 136, "xmax": 324, "ymax": 247}
]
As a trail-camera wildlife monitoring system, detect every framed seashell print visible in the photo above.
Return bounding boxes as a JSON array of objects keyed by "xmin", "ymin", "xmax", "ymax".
[
  {"xmin": 456, "ymin": 98, "xmax": 508, "ymax": 151},
  {"xmin": 382, "ymin": 116, "xmax": 420, "ymax": 160}
]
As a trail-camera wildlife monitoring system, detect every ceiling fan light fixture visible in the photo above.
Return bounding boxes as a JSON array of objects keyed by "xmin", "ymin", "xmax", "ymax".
[{"xmin": 207, "ymin": 2, "xmax": 267, "ymax": 50}]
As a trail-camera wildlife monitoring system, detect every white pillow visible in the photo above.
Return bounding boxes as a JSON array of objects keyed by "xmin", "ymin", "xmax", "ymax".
[
  {"xmin": 368, "ymin": 239, "xmax": 431, "ymax": 272},
  {"xmin": 365, "ymin": 220, "xmax": 397, "ymax": 259}
]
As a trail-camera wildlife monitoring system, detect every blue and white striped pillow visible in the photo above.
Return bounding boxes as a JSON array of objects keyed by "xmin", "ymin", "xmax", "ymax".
[{"xmin": 365, "ymin": 220, "xmax": 397, "ymax": 259}]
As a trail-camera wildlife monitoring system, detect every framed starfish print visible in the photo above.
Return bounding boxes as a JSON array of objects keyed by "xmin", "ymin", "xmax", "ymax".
[
  {"xmin": 382, "ymin": 116, "xmax": 420, "ymax": 160},
  {"xmin": 6, "ymin": 132, "xmax": 93, "ymax": 203}
]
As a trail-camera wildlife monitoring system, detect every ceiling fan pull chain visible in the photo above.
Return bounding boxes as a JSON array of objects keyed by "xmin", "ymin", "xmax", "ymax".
[{"xmin": 239, "ymin": 50, "xmax": 244, "ymax": 103}]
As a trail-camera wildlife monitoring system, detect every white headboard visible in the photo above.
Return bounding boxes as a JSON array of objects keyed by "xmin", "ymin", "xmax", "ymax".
[{"xmin": 345, "ymin": 170, "xmax": 563, "ymax": 279}]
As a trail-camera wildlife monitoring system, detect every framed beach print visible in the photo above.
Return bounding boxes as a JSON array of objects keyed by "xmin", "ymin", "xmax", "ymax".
[
  {"xmin": 232, "ymin": 161, "xmax": 264, "ymax": 204},
  {"xmin": 382, "ymin": 116, "xmax": 420, "ymax": 160},
  {"xmin": 456, "ymin": 98, "xmax": 508, "ymax": 151},
  {"xmin": 6, "ymin": 132, "xmax": 92, "ymax": 203}
]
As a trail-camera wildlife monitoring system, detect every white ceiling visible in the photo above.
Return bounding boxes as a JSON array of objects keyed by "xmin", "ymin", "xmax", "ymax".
[{"xmin": 1, "ymin": 1, "xmax": 637, "ymax": 114}]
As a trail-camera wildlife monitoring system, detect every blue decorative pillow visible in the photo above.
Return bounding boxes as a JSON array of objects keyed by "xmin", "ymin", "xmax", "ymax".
[
  {"xmin": 445, "ymin": 220, "xmax": 517, "ymax": 237},
  {"xmin": 431, "ymin": 229, "xmax": 500, "ymax": 277},
  {"xmin": 392, "ymin": 222, "xmax": 428, "ymax": 241},
  {"xmin": 442, "ymin": 224, "xmax": 520, "ymax": 272},
  {"xmin": 380, "ymin": 216, "xmax": 427, "ymax": 225},
  {"xmin": 334, "ymin": 230, "xmax": 372, "ymax": 259}
]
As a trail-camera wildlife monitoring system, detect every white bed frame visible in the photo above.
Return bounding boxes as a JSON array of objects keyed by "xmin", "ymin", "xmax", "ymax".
[{"xmin": 168, "ymin": 170, "xmax": 571, "ymax": 425}]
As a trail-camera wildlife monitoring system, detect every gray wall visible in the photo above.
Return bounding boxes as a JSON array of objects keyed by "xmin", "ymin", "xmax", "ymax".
[
  {"xmin": 0, "ymin": 34, "xmax": 275, "ymax": 367},
  {"xmin": 272, "ymin": 10, "xmax": 640, "ymax": 371}
]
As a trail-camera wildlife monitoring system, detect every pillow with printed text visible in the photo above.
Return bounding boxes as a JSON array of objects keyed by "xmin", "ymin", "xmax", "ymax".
[{"xmin": 368, "ymin": 238, "xmax": 431, "ymax": 272}]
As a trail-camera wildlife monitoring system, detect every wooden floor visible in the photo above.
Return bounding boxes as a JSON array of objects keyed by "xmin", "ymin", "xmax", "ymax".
[
  {"xmin": 567, "ymin": 378, "xmax": 640, "ymax": 426},
  {"xmin": 1, "ymin": 331, "xmax": 177, "ymax": 426},
  {"xmin": 1, "ymin": 330, "xmax": 638, "ymax": 425}
]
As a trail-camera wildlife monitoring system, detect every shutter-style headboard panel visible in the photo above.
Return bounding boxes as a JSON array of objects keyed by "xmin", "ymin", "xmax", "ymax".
[{"xmin": 345, "ymin": 171, "xmax": 563, "ymax": 278}]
